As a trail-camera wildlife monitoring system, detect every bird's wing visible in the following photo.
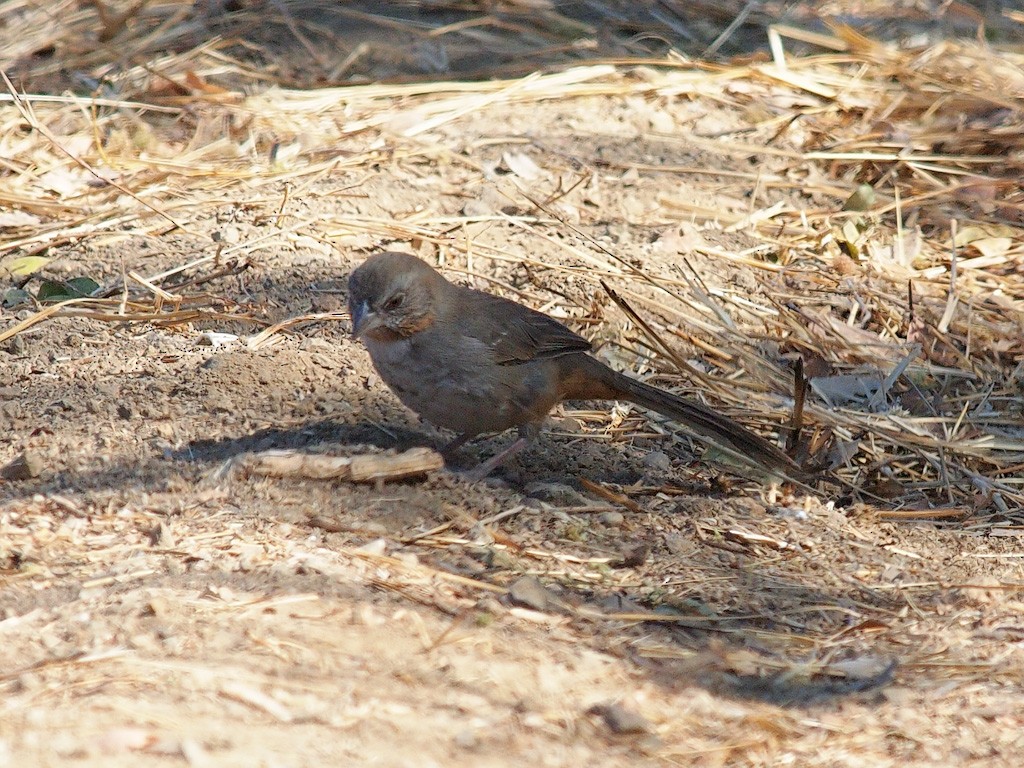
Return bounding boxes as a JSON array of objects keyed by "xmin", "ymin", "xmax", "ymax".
[{"xmin": 458, "ymin": 289, "xmax": 592, "ymax": 365}]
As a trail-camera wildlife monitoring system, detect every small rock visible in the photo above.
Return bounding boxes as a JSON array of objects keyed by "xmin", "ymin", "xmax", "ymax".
[
  {"xmin": 598, "ymin": 510, "xmax": 625, "ymax": 527},
  {"xmin": 637, "ymin": 733, "xmax": 664, "ymax": 754},
  {"xmin": 589, "ymin": 702, "xmax": 653, "ymax": 734},
  {"xmin": 476, "ymin": 547, "xmax": 516, "ymax": 570},
  {"xmin": 393, "ymin": 551, "xmax": 419, "ymax": 567},
  {"xmin": 479, "ymin": 476, "xmax": 511, "ymax": 491},
  {"xmin": 95, "ymin": 381, "xmax": 119, "ymax": 397},
  {"xmin": 15, "ymin": 671, "xmax": 43, "ymax": 692},
  {"xmin": 148, "ymin": 521, "xmax": 174, "ymax": 548},
  {"xmin": 4, "ymin": 334, "xmax": 27, "ymax": 355},
  {"xmin": 615, "ymin": 542, "xmax": 649, "ymax": 568},
  {"xmin": 309, "ymin": 353, "xmax": 336, "ymax": 370},
  {"xmin": 524, "ymin": 482, "xmax": 586, "ymax": 506},
  {"xmin": 356, "ymin": 538, "xmax": 388, "ymax": 556},
  {"xmin": 648, "ymin": 109, "xmax": 675, "ymax": 133},
  {"xmin": 476, "ymin": 596, "xmax": 504, "ymax": 616},
  {"xmin": 664, "ymin": 534, "xmax": 693, "ymax": 555},
  {"xmin": 310, "ymin": 293, "xmax": 344, "ymax": 313},
  {"xmin": 508, "ymin": 575, "xmax": 557, "ymax": 612},
  {"xmin": 547, "ymin": 415, "xmax": 582, "ymax": 434},
  {"xmin": 353, "ymin": 604, "xmax": 385, "ymax": 626},
  {"xmin": 359, "ymin": 522, "xmax": 389, "ymax": 537},
  {"xmin": 643, "ymin": 451, "xmax": 671, "ymax": 471},
  {"xmin": 2, "ymin": 451, "xmax": 43, "ymax": 480},
  {"xmin": 214, "ymin": 225, "xmax": 240, "ymax": 244},
  {"xmin": 196, "ymin": 331, "xmax": 239, "ymax": 347},
  {"xmin": 620, "ymin": 167, "xmax": 640, "ymax": 186},
  {"xmin": 94, "ymin": 726, "xmax": 154, "ymax": 754},
  {"xmin": 462, "ymin": 198, "xmax": 491, "ymax": 218},
  {"xmin": 145, "ymin": 596, "xmax": 171, "ymax": 618},
  {"xmin": 453, "ymin": 729, "xmax": 478, "ymax": 750},
  {"xmin": 596, "ymin": 594, "xmax": 645, "ymax": 613}
]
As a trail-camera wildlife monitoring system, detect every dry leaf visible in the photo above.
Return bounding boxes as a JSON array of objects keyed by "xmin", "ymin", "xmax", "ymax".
[
  {"xmin": 0, "ymin": 210, "xmax": 42, "ymax": 228},
  {"xmin": 0, "ymin": 256, "xmax": 50, "ymax": 277},
  {"xmin": 502, "ymin": 151, "xmax": 545, "ymax": 181}
]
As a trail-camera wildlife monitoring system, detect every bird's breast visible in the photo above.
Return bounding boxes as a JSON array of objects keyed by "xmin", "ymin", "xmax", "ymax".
[{"xmin": 362, "ymin": 330, "xmax": 559, "ymax": 436}]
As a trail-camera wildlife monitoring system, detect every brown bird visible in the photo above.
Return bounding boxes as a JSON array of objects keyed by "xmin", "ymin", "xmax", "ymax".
[{"xmin": 348, "ymin": 252, "xmax": 797, "ymax": 479}]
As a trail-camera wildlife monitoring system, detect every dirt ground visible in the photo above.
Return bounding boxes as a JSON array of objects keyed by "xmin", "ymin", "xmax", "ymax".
[{"xmin": 4, "ymin": 3, "xmax": 1024, "ymax": 767}]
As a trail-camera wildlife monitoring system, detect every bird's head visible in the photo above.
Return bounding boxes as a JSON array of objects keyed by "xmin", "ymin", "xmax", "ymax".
[{"xmin": 348, "ymin": 252, "xmax": 446, "ymax": 341}]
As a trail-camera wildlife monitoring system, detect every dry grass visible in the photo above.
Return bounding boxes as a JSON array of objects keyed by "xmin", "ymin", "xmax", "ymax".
[
  {"xmin": 3, "ymin": 3, "xmax": 1024, "ymax": 764},
  {"xmin": 3, "ymin": 4, "xmax": 1024, "ymax": 515}
]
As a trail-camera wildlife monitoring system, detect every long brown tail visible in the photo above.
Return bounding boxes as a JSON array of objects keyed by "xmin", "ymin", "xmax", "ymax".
[{"xmin": 558, "ymin": 355, "xmax": 798, "ymax": 475}]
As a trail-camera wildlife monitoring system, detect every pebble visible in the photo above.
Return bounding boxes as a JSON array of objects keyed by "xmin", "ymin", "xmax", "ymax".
[
  {"xmin": 477, "ymin": 547, "xmax": 516, "ymax": 570},
  {"xmin": 148, "ymin": 521, "xmax": 175, "ymax": 548},
  {"xmin": 616, "ymin": 542, "xmax": 649, "ymax": 568},
  {"xmin": 598, "ymin": 510, "xmax": 625, "ymax": 527},
  {"xmin": 590, "ymin": 702, "xmax": 653, "ymax": 734},
  {"xmin": 596, "ymin": 594, "xmax": 645, "ymax": 613},
  {"xmin": 2, "ymin": 451, "xmax": 43, "ymax": 480},
  {"xmin": 355, "ymin": 538, "xmax": 388, "ymax": 556},
  {"xmin": 663, "ymin": 534, "xmax": 691, "ymax": 555},
  {"xmin": 524, "ymin": 482, "xmax": 586, "ymax": 506},
  {"xmin": 4, "ymin": 335, "xmax": 27, "ymax": 354},
  {"xmin": 637, "ymin": 734, "xmax": 664, "ymax": 754},
  {"xmin": 643, "ymin": 451, "xmax": 671, "ymax": 471},
  {"xmin": 508, "ymin": 575, "xmax": 557, "ymax": 612},
  {"xmin": 453, "ymin": 729, "xmax": 479, "ymax": 750},
  {"xmin": 216, "ymin": 225, "xmax": 241, "ymax": 244}
]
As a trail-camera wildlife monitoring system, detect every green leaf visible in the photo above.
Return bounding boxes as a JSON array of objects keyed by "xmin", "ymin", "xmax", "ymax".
[
  {"xmin": 36, "ymin": 280, "xmax": 74, "ymax": 303},
  {"xmin": 35, "ymin": 276, "xmax": 100, "ymax": 302},
  {"xmin": 65, "ymin": 277, "xmax": 100, "ymax": 297}
]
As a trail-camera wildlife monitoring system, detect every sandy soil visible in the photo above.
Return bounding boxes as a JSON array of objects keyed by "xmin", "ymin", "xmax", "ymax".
[{"xmin": 3, "ymin": 5, "xmax": 1024, "ymax": 767}]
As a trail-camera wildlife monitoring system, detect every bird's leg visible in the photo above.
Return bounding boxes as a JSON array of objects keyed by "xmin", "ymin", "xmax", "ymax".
[
  {"xmin": 462, "ymin": 424, "xmax": 538, "ymax": 482},
  {"xmin": 439, "ymin": 432, "xmax": 472, "ymax": 460},
  {"xmin": 462, "ymin": 437, "xmax": 528, "ymax": 482}
]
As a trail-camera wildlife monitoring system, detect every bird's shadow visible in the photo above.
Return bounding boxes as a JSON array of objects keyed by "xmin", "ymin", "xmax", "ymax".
[
  {"xmin": 175, "ymin": 418, "xmax": 652, "ymax": 489},
  {"xmin": 171, "ymin": 419, "xmax": 426, "ymax": 466}
]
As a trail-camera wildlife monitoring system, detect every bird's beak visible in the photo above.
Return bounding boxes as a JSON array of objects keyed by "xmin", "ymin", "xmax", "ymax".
[{"xmin": 350, "ymin": 299, "xmax": 377, "ymax": 339}]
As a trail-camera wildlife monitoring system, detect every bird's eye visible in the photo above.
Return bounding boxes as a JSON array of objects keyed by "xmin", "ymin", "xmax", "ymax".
[{"xmin": 383, "ymin": 293, "xmax": 404, "ymax": 311}]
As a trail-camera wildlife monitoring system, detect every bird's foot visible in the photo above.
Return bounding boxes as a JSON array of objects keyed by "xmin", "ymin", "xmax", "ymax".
[
  {"xmin": 460, "ymin": 436, "xmax": 529, "ymax": 482},
  {"xmin": 439, "ymin": 432, "xmax": 472, "ymax": 462}
]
